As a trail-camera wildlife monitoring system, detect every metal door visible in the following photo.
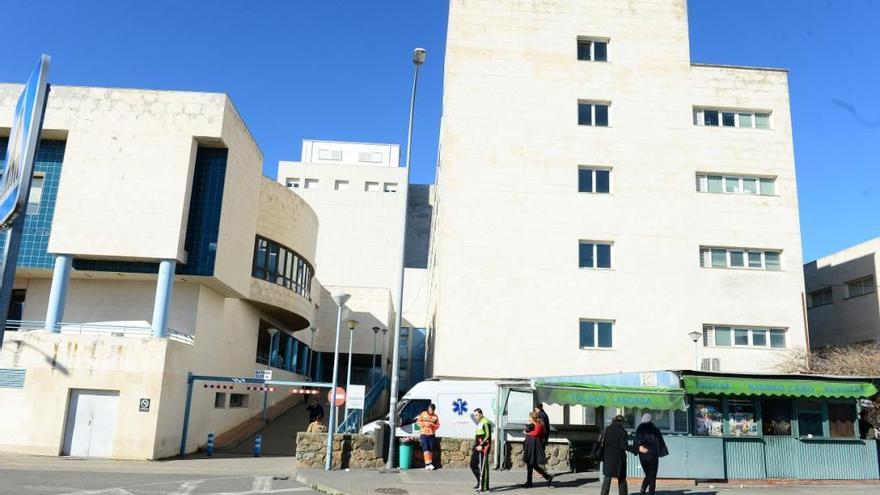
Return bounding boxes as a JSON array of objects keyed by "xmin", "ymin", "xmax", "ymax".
[{"xmin": 62, "ymin": 389, "xmax": 119, "ymax": 457}]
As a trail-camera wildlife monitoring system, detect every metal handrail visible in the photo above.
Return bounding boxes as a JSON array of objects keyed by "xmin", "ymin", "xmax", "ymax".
[{"xmin": 8, "ymin": 319, "xmax": 195, "ymax": 345}]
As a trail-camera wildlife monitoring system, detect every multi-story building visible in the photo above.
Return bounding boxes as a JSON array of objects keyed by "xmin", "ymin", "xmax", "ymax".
[
  {"xmin": 427, "ymin": 0, "xmax": 808, "ymax": 377},
  {"xmin": 804, "ymin": 237, "xmax": 880, "ymax": 347},
  {"xmin": 0, "ymin": 85, "xmax": 321, "ymax": 459},
  {"xmin": 276, "ymin": 140, "xmax": 431, "ymax": 393}
]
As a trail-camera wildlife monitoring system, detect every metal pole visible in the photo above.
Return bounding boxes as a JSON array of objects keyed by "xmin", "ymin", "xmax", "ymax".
[
  {"xmin": 263, "ymin": 330, "xmax": 278, "ymax": 423},
  {"xmin": 693, "ymin": 340, "xmax": 699, "ymax": 370},
  {"xmin": 344, "ymin": 326, "xmax": 355, "ymax": 428},
  {"xmin": 371, "ymin": 329, "xmax": 378, "ymax": 386},
  {"xmin": 179, "ymin": 372, "xmax": 195, "ymax": 456},
  {"xmin": 310, "ymin": 327, "xmax": 317, "ymax": 379},
  {"xmin": 325, "ymin": 295, "xmax": 348, "ymax": 471},
  {"xmin": 387, "ymin": 48, "xmax": 425, "ymax": 470}
]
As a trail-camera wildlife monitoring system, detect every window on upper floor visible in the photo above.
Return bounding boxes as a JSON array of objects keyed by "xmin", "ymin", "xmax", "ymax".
[
  {"xmin": 26, "ymin": 175, "xmax": 44, "ymax": 215},
  {"xmin": 359, "ymin": 151, "xmax": 383, "ymax": 163},
  {"xmin": 317, "ymin": 148, "xmax": 343, "ymax": 160},
  {"xmin": 703, "ymin": 324, "xmax": 787, "ymax": 349},
  {"xmin": 303, "ymin": 178, "xmax": 319, "ymax": 189},
  {"xmin": 808, "ymin": 287, "xmax": 833, "ymax": 308},
  {"xmin": 577, "ymin": 37, "xmax": 608, "ymax": 62},
  {"xmin": 335, "ymin": 180, "xmax": 350, "ymax": 191},
  {"xmin": 365, "ymin": 181, "xmax": 381, "ymax": 192},
  {"xmin": 699, "ymin": 247, "xmax": 782, "ymax": 271},
  {"xmin": 578, "ymin": 101, "xmax": 610, "ymax": 127},
  {"xmin": 696, "ymin": 174, "xmax": 776, "ymax": 196},
  {"xmin": 578, "ymin": 167, "xmax": 611, "ymax": 193},
  {"xmin": 845, "ymin": 275, "xmax": 875, "ymax": 299},
  {"xmin": 251, "ymin": 235, "xmax": 313, "ymax": 300},
  {"xmin": 285, "ymin": 177, "xmax": 301, "ymax": 189},
  {"xmin": 384, "ymin": 182, "xmax": 398, "ymax": 193},
  {"xmin": 693, "ymin": 108, "xmax": 771, "ymax": 129},
  {"xmin": 579, "ymin": 241, "xmax": 612, "ymax": 269},
  {"xmin": 579, "ymin": 319, "xmax": 614, "ymax": 349}
]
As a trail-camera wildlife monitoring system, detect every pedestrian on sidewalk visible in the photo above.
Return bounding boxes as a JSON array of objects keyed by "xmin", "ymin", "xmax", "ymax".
[
  {"xmin": 599, "ymin": 415, "xmax": 629, "ymax": 495},
  {"xmin": 417, "ymin": 403, "xmax": 440, "ymax": 470},
  {"xmin": 307, "ymin": 399, "xmax": 324, "ymax": 423},
  {"xmin": 522, "ymin": 412, "xmax": 553, "ymax": 488},
  {"xmin": 470, "ymin": 408, "xmax": 492, "ymax": 493},
  {"xmin": 634, "ymin": 413, "xmax": 668, "ymax": 495},
  {"xmin": 535, "ymin": 404, "xmax": 550, "ymax": 445},
  {"xmin": 307, "ymin": 416, "xmax": 327, "ymax": 433}
]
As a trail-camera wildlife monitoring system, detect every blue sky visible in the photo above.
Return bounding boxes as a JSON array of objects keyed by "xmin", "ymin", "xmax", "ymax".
[{"xmin": 0, "ymin": 1, "xmax": 877, "ymax": 261}]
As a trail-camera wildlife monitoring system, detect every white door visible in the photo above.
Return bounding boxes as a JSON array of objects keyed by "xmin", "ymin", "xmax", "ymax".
[{"xmin": 62, "ymin": 389, "xmax": 119, "ymax": 457}]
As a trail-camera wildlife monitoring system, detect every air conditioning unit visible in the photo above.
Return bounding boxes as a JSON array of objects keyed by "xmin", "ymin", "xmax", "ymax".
[{"xmin": 700, "ymin": 358, "xmax": 721, "ymax": 371}]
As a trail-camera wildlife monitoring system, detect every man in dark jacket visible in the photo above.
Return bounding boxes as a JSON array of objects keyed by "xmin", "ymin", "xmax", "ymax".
[
  {"xmin": 600, "ymin": 415, "xmax": 629, "ymax": 495},
  {"xmin": 535, "ymin": 404, "xmax": 551, "ymax": 444}
]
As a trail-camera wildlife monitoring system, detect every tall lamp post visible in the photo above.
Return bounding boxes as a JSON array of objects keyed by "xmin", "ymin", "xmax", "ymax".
[
  {"xmin": 344, "ymin": 318, "xmax": 359, "ymax": 428},
  {"xmin": 263, "ymin": 328, "xmax": 279, "ymax": 422},
  {"xmin": 387, "ymin": 46, "xmax": 427, "ymax": 471},
  {"xmin": 325, "ymin": 293, "xmax": 350, "ymax": 471},
  {"xmin": 309, "ymin": 325, "xmax": 317, "ymax": 379},
  {"xmin": 371, "ymin": 326, "xmax": 381, "ymax": 386},
  {"xmin": 688, "ymin": 331, "xmax": 702, "ymax": 371}
]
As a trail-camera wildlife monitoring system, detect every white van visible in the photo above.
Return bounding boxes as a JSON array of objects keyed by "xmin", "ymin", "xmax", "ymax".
[{"xmin": 363, "ymin": 379, "xmax": 521, "ymax": 439}]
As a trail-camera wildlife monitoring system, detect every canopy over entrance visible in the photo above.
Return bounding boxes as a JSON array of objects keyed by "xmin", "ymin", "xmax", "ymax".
[
  {"xmin": 536, "ymin": 381, "xmax": 686, "ymax": 410},
  {"xmin": 681, "ymin": 375, "xmax": 878, "ymax": 399}
]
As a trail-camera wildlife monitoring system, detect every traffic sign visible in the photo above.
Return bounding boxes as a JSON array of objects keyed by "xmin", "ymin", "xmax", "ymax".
[{"xmin": 328, "ymin": 387, "xmax": 346, "ymax": 406}]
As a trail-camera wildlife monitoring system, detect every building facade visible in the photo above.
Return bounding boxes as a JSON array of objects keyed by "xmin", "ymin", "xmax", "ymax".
[
  {"xmin": 427, "ymin": 0, "xmax": 808, "ymax": 377},
  {"xmin": 804, "ymin": 237, "xmax": 880, "ymax": 348},
  {"xmin": 0, "ymin": 85, "xmax": 321, "ymax": 459}
]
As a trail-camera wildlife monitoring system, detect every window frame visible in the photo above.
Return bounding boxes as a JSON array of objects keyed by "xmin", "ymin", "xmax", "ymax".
[
  {"xmin": 285, "ymin": 177, "xmax": 301, "ymax": 189},
  {"xmin": 251, "ymin": 235, "xmax": 314, "ymax": 300},
  {"xmin": 702, "ymin": 324, "xmax": 787, "ymax": 349},
  {"xmin": 700, "ymin": 246, "xmax": 783, "ymax": 271},
  {"xmin": 576, "ymin": 37, "xmax": 609, "ymax": 62},
  {"xmin": 577, "ymin": 100, "xmax": 612, "ymax": 127},
  {"xmin": 844, "ymin": 275, "xmax": 876, "ymax": 299},
  {"xmin": 808, "ymin": 287, "xmax": 833, "ymax": 308},
  {"xmin": 696, "ymin": 173, "xmax": 777, "ymax": 197},
  {"xmin": 693, "ymin": 107, "xmax": 773, "ymax": 129},
  {"xmin": 579, "ymin": 240, "xmax": 613, "ymax": 269},
  {"xmin": 577, "ymin": 166, "xmax": 612, "ymax": 194},
  {"xmin": 578, "ymin": 319, "xmax": 615, "ymax": 350}
]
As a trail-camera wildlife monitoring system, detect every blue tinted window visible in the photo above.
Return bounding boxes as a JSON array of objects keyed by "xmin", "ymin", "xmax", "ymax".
[
  {"xmin": 595, "ymin": 170, "xmax": 610, "ymax": 193},
  {"xmin": 579, "ymin": 243, "xmax": 594, "ymax": 268},
  {"xmin": 578, "ymin": 103, "xmax": 592, "ymax": 126},
  {"xmin": 704, "ymin": 110, "xmax": 719, "ymax": 126},
  {"xmin": 577, "ymin": 40, "xmax": 591, "ymax": 61},
  {"xmin": 596, "ymin": 244, "xmax": 612, "ymax": 268},
  {"xmin": 579, "ymin": 321, "xmax": 595, "ymax": 348},
  {"xmin": 595, "ymin": 105, "xmax": 609, "ymax": 126},
  {"xmin": 597, "ymin": 322, "xmax": 613, "ymax": 348},
  {"xmin": 594, "ymin": 42, "xmax": 607, "ymax": 62},
  {"xmin": 578, "ymin": 168, "xmax": 593, "ymax": 192}
]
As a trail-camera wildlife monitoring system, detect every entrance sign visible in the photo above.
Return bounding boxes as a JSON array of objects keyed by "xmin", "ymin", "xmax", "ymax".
[
  {"xmin": 255, "ymin": 369, "xmax": 273, "ymax": 381},
  {"xmin": 328, "ymin": 386, "xmax": 345, "ymax": 406},
  {"xmin": 347, "ymin": 384, "xmax": 366, "ymax": 410}
]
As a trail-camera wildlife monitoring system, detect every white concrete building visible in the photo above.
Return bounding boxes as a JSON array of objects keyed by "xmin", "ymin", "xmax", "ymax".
[
  {"xmin": 427, "ymin": 0, "xmax": 808, "ymax": 378},
  {"xmin": 277, "ymin": 140, "xmax": 431, "ymax": 392},
  {"xmin": 0, "ymin": 85, "xmax": 322, "ymax": 459},
  {"xmin": 804, "ymin": 238, "xmax": 880, "ymax": 348}
]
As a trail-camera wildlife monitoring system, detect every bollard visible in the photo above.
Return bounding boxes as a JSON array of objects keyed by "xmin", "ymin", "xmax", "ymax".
[
  {"xmin": 206, "ymin": 432, "xmax": 215, "ymax": 457},
  {"xmin": 254, "ymin": 434, "xmax": 262, "ymax": 457}
]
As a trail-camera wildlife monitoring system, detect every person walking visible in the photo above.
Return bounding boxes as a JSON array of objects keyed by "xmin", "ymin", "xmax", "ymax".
[
  {"xmin": 306, "ymin": 399, "xmax": 324, "ymax": 423},
  {"xmin": 635, "ymin": 413, "xmax": 668, "ymax": 495},
  {"xmin": 470, "ymin": 408, "xmax": 492, "ymax": 493},
  {"xmin": 417, "ymin": 403, "xmax": 440, "ymax": 470},
  {"xmin": 535, "ymin": 404, "xmax": 551, "ymax": 445},
  {"xmin": 522, "ymin": 411, "xmax": 553, "ymax": 488},
  {"xmin": 599, "ymin": 415, "xmax": 629, "ymax": 495}
]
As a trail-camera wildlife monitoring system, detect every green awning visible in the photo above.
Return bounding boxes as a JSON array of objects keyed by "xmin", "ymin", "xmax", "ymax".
[
  {"xmin": 536, "ymin": 382, "xmax": 686, "ymax": 410},
  {"xmin": 682, "ymin": 375, "xmax": 878, "ymax": 399}
]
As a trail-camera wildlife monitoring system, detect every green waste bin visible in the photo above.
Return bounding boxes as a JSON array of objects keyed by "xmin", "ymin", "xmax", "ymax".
[{"xmin": 399, "ymin": 442, "xmax": 413, "ymax": 470}]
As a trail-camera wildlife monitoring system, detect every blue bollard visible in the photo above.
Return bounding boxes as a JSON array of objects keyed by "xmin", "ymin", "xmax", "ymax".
[
  {"xmin": 206, "ymin": 432, "xmax": 215, "ymax": 457},
  {"xmin": 254, "ymin": 434, "xmax": 262, "ymax": 457}
]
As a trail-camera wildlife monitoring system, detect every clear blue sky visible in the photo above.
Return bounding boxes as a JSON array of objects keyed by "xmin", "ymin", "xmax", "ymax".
[{"xmin": 1, "ymin": 1, "xmax": 877, "ymax": 261}]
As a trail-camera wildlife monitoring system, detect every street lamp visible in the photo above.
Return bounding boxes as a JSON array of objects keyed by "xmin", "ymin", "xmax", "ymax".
[
  {"xmin": 325, "ymin": 292, "xmax": 350, "ymax": 471},
  {"xmin": 263, "ymin": 328, "xmax": 279, "ymax": 422},
  {"xmin": 688, "ymin": 331, "xmax": 702, "ymax": 371},
  {"xmin": 309, "ymin": 325, "xmax": 318, "ymax": 379},
  {"xmin": 371, "ymin": 326, "xmax": 381, "ymax": 386},
  {"xmin": 344, "ymin": 318, "xmax": 359, "ymax": 426},
  {"xmin": 387, "ymin": 46, "xmax": 427, "ymax": 471}
]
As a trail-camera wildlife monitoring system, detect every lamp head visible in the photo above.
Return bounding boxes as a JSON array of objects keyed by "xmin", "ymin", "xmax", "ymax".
[
  {"xmin": 372, "ymin": 326, "xmax": 381, "ymax": 334},
  {"xmin": 688, "ymin": 331, "xmax": 702, "ymax": 343},
  {"xmin": 413, "ymin": 47, "xmax": 427, "ymax": 65},
  {"xmin": 382, "ymin": 328, "xmax": 388, "ymax": 335},
  {"xmin": 331, "ymin": 293, "xmax": 351, "ymax": 306},
  {"xmin": 347, "ymin": 319, "xmax": 359, "ymax": 331}
]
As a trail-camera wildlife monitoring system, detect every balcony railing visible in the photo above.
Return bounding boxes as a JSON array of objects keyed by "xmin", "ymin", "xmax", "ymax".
[{"xmin": 8, "ymin": 320, "xmax": 195, "ymax": 345}]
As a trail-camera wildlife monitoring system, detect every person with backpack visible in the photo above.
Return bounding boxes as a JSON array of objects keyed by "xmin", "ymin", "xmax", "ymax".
[{"xmin": 634, "ymin": 413, "xmax": 668, "ymax": 495}]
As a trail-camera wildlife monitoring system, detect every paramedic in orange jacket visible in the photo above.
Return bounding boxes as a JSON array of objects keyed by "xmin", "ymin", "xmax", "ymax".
[{"xmin": 417, "ymin": 403, "xmax": 440, "ymax": 470}]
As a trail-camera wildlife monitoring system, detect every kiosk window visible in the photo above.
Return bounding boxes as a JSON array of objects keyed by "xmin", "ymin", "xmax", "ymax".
[
  {"xmin": 762, "ymin": 398, "xmax": 792, "ymax": 436},
  {"xmin": 797, "ymin": 400, "xmax": 824, "ymax": 437},
  {"xmin": 828, "ymin": 403, "xmax": 856, "ymax": 438}
]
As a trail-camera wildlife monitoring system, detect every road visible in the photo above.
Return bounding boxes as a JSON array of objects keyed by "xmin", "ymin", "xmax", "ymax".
[{"xmin": 0, "ymin": 453, "xmax": 319, "ymax": 495}]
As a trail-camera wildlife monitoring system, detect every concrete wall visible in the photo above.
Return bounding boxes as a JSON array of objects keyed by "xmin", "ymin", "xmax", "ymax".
[
  {"xmin": 429, "ymin": 0, "xmax": 807, "ymax": 377},
  {"xmin": 301, "ymin": 139, "xmax": 400, "ymax": 167},
  {"xmin": 804, "ymin": 238, "xmax": 880, "ymax": 347}
]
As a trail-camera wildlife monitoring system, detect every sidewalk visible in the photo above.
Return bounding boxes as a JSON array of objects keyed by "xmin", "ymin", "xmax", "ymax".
[{"xmin": 295, "ymin": 468, "xmax": 880, "ymax": 495}]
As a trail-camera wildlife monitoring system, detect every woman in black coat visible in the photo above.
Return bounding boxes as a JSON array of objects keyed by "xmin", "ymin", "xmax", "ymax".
[
  {"xmin": 522, "ymin": 412, "xmax": 553, "ymax": 488},
  {"xmin": 635, "ymin": 413, "xmax": 668, "ymax": 495},
  {"xmin": 599, "ymin": 415, "xmax": 629, "ymax": 495}
]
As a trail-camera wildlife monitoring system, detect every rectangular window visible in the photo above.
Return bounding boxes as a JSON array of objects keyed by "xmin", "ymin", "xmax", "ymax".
[
  {"xmin": 229, "ymin": 393, "xmax": 249, "ymax": 408},
  {"xmin": 714, "ymin": 326, "xmax": 731, "ymax": 346},
  {"xmin": 577, "ymin": 38, "xmax": 608, "ymax": 62},
  {"xmin": 764, "ymin": 251, "xmax": 781, "ymax": 271},
  {"xmin": 26, "ymin": 175, "xmax": 43, "ymax": 215},
  {"xmin": 578, "ymin": 167, "xmax": 611, "ymax": 193},
  {"xmin": 729, "ymin": 250, "xmax": 745, "ymax": 268},
  {"xmin": 252, "ymin": 235, "xmax": 313, "ymax": 299},
  {"xmin": 752, "ymin": 328, "xmax": 767, "ymax": 347},
  {"xmin": 755, "ymin": 113, "xmax": 771, "ymax": 129},
  {"xmin": 738, "ymin": 113, "xmax": 753, "ymax": 128},
  {"xmin": 797, "ymin": 400, "xmax": 824, "ymax": 437},
  {"xmin": 696, "ymin": 174, "xmax": 776, "ymax": 196},
  {"xmin": 762, "ymin": 398, "xmax": 793, "ymax": 436},
  {"xmin": 365, "ymin": 181, "xmax": 380, "ymax": 192},
  {"xmin": 828, "ymin": 403, "xmax": 856, "ymax": 438},
  {"xmin": 722, "ymin": 112, "xmax": 736, "ymax": 127},
  {"xmin": 358, "ymin": 151, "xmax": 383, "ymax": 163},
  {"xmin": 578, "ymin": 101, "xmax": 610, "ymax": 127},
  {"xmin": 334, "ymin": 180, "xmax": 349, "ymax": 191},
  {"xmin": 845, "ymin": 275, "xmax": 875, "ymax": 298},
  {"xmin": 728, "ymin": 399, "xmax": 758, "ymax": 437},
  {"xmin": 214, "ymin": 392, "xmax": 226, "ymax": 409},
  {"xmin": 579, "ymin": 320, "xmax": 613, "ymax": 349},
  {"xmin": 694, "ymin": 108, "xmax": 772, "ymax": 129},
  {"xmin": 317, "ymin": 148, "xmax": 343, "ymax": 161},
  {"xmin": 769, "ymin": 329, "xmax": 786, "ymax": 348},
  {"xmin": 809, "ymin": 287, "xmax": 833, "ymax": 308},
  {"xmin": 694, "ymin": 398, "xmax": 724, "ymax": 436},
  {"xmin": 579, "ymin": 241, "xmax": 612, "ymax": 269},
  {"xmin": 704, "ymin": 325, "xmax": 786, "ymax": 349},
  {"xmin": 303, "ymin": 178, "xmax": 319, "ymax": 189},
  {"xmin": 285, "ymin": 177, "xmax": 301, "ymax": 189},
  {"xmin": 384, "ymin": 182, "xmax": 398, "ymax": 193},
  {"xmin": 700, "ymin": 247, "xmax": 782, "ymax": 271},
  {"xmin": 734, "ymin": 328, "xmax": 750, "ymax": 346}
]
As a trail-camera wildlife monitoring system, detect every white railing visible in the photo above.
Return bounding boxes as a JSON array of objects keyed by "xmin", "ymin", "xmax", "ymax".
[{"xmin": 8, "ymin": 320, "xmax": 195, "ymax": 345}]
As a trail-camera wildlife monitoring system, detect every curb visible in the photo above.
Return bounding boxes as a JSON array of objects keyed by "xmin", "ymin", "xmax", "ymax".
[{"xmin": 295, "ymin": 473, "xmax": 350, "ymax": 495}]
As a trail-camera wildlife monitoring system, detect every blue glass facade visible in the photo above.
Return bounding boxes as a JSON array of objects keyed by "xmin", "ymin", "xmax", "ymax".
[
  {"xmin": 0, "ymin": 138, "xmax": 66, "ymax": 269},
  {"xmin": 73, "ymin": 146, "xmax": 228, "ymax": 275}
]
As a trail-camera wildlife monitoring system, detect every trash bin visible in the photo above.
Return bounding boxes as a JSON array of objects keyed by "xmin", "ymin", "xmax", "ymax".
[{"xmin": 399, "ymin": 442, "xmax": 413, "ymax": 470}]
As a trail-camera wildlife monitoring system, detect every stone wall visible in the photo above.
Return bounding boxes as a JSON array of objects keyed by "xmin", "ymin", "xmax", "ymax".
[{"xmin": 504, "ymin": 442, "xmax": 570, "ymax": 472}]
